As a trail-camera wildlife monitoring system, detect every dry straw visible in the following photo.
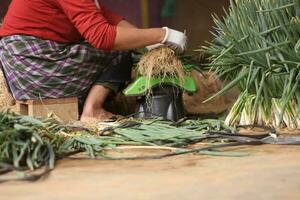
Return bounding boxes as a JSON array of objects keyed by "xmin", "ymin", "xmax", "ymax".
[
  {"xmin": 0, "ymin": 69, "xmax": 15, "ymax": 108},
  {"xmin": 137, "ymin": 46, "xmax": 186, "ymax": 85},
  {"xmin": 0, "ymin": 21, "xmax": 15, "ymax": 108}
]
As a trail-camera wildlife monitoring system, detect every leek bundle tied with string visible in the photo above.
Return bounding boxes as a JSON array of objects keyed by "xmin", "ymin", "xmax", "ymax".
[{"xmin": 202, "ymin": 0, "xmax": 300, "ymax": 129}]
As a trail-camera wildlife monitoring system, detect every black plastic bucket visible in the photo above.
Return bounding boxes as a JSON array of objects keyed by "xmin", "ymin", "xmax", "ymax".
[{"xmin": 135, "ymin": 85, "xmax": 185, "ymax": 121}]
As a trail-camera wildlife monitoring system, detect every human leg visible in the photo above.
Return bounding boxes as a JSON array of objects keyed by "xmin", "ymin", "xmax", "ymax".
[
  {"xmin": 0, "ymin": 35, "xmax": 132, "ymax": 121},
  {"xmin": 80, "ymin": 85, "xmax": 113, "ymax": 121},
  {"xmin": 81, "ymin": 51, "xmax": 133, "ymax": 121},
  {"xmin": 0, "ymin": 35, "xmax": 106, "ymax": 100}
]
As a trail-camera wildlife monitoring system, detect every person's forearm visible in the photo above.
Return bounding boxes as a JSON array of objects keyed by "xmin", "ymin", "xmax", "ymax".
[
  {"xmin": 117, "ymin": 20, "xmax": 137, "ymax": 28},
  {"xmin": 113, "ymin": 27, "xmax": 165, "ymax": 50}
]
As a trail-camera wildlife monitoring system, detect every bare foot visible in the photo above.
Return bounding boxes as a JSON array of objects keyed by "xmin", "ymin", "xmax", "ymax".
[{"xmin": 80, "ymin": 109, "xmax": 114, "ymax": 123}]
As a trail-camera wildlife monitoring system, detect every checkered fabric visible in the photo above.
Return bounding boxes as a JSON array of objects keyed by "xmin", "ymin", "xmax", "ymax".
[{"xmin": 0, "ymin": 35, "xmax": 132, "ymax": 100}]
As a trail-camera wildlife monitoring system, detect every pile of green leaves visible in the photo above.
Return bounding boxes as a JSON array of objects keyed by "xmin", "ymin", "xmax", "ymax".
[
  {"xmin": 202, "ymin": 0, "xmax": 300, "ymax": 128},
  {"xmin": 0, "ymin": 111, "xmax": 238, "ymax": 182},
  {"xmin": 4, "ymin": 110, "xmax": 299, "ymax": 182},
  {"xmin": 113, "ymin": 119, "xmax": 234, "ymax": 147},
  {"xmin": 0, "ymin": 112, "xmax": 59, "ymax": 170}
]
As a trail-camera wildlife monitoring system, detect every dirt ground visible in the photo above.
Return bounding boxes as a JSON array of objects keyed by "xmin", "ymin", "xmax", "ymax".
[{"xmin": 1, "ymin": 145, "xmax": 300, "ymax": 200}]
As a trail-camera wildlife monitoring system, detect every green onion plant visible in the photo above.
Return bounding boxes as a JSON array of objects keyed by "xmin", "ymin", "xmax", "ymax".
[{"xmin": 202, "ymin": 0, "xmax": 300, "ymax": 129}]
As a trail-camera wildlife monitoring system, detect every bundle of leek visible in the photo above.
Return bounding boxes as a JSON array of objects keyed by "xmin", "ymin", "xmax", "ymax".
[
  {"xmin": 202, "ymin": 0, "xmax": 300, "ymax": 129},
  {"xmin": 0, "ymin": 111, "xmax": 235, "ymax": 181}
]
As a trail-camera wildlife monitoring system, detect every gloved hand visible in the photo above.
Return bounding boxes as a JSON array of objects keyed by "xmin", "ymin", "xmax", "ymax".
[
  {"xmin": 146, "ymin": 27, "xmax": 187, "ymax": 53},
  {"xmin": 161, "ymin": 27, "xmax": 187, "ymax": 53}
]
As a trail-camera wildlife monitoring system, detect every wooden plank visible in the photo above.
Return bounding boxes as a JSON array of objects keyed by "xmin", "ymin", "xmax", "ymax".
[
  {"xmin": 15, "ymin": 102, "xmax": 28, "ymax": 115},
  {"xmin": 26, "ymin": 97, "xmax": 78, "ymax": 106},
  {"xmin": 14, "ymin": 97, "xmax": 79, "ymax": 122}
]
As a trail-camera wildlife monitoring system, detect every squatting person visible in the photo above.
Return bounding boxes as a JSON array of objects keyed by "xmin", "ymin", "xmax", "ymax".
[{"xmin": 0, "ymin": 0, "xmax": 187, "ymax": 121}]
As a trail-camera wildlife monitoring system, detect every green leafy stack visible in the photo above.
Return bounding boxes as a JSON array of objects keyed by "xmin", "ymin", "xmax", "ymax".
[
  {"xmin": 0, "ymin": 111, "xmax": 237, "ymax": 181},
  {"xmin": 203, "ymin": 0, "xmax": 300, "ymax": 129},
  {"xmin": 0, "ymin": 112, "xmax": 59, "ymax": 170}
]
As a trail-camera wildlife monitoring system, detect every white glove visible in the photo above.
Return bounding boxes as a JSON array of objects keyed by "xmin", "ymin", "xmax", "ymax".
[
  {"xmin": 161, "ymin": 27, "xmax": 187, "ymax": 53},
  {"xmin": 146, "ymin": 27, "xmax": 187, "ymax": 52}
]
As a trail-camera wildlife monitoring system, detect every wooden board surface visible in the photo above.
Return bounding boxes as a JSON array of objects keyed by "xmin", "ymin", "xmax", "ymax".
[{"xmin": 15, "ymin": 97, "xmax": 79, "ymax": 122}]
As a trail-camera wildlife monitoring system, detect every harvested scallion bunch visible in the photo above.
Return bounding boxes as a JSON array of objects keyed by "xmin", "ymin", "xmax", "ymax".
[
  {"xmin": 202, "ymin": 0, "xmax": 300, "ymax": 129},
  {"xmin": 0, "ymin": 111, "xmax": 238, "ymax": 182},
  {"xmin": 0, "ymin": 112, "xmax": 59, "ymax": 170}
]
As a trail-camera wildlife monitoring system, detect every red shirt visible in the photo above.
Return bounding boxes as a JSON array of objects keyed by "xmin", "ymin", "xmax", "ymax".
[{"xmin": 0, "ymin": 0, "xmax": 124, "ymax": 50}]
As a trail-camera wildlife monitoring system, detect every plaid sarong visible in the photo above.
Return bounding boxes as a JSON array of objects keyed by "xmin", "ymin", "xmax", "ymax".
[{"xmin": 0, "ymin": 35, "xmax": 132, "ymax": 100}]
